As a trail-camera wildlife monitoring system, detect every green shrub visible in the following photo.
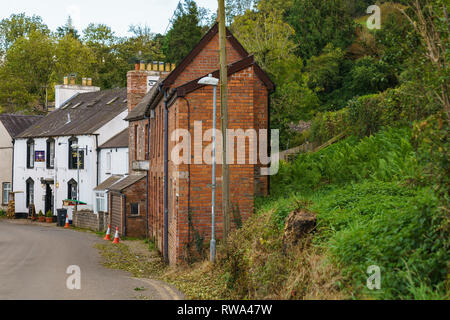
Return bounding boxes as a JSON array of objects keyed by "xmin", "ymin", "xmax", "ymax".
[
  {"xmin": 310, "ymin": 108, "xmax": 349, "ymax": 144},
  {"xmin": 272, "ymin": 127, "xmax": 418, "ymax": 195},
  {"xmin": 311, "ymin": 181, "xmax": 449, "ymax": 299}
]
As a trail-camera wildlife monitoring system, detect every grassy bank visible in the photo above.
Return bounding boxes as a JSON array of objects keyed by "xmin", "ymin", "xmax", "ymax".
[{"xmin": 96, "ymin": 125, "xmax": 448, "ymax": 300}]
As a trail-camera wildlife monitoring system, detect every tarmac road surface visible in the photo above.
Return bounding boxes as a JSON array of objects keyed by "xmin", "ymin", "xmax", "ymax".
[{"xmin": 0, "ymin": 219, "xmax": 182, "ymax": 300}]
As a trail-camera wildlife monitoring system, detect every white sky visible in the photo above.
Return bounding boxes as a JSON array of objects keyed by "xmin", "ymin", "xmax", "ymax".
[{"xmin": 0, "ymin": 0, "xmax": 218, "ymax": 37}]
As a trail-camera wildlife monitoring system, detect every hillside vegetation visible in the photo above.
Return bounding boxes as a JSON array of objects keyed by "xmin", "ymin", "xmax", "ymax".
[{"xmin": 161, "ymin": 0, "xmax": 448, "ymax": 300}]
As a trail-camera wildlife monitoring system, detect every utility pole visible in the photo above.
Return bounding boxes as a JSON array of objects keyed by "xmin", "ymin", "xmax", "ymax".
[{"xmin": 218, "ymin": 0, "xmax": 230, "ymax": 241}]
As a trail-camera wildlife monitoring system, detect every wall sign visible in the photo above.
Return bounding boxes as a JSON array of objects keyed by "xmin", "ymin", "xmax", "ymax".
[
  {"xmin": 147, "ymin": 75, "xmax": 159, "ymax": 92},
  {"xmin": 35, "ymin": 151, "xmax": 45, "ymax": 162}
]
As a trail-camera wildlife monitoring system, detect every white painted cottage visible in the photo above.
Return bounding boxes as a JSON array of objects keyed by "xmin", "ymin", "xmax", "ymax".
[
  {"xmin": 13, "ymin": 88, "xmax": 128, "ymax": 220},
  {"xmin": 94, "ymin": 128, "xmax": 129, "ymax": 214}
]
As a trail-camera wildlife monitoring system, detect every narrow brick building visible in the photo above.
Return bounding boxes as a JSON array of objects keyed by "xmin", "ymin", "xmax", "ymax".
[{"xmin": 125, "ymin": 23, "xmax": 274, "ymax": 264}]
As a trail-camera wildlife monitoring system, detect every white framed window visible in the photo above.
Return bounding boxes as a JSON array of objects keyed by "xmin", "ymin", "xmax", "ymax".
[
  {"xmin": 95, "ymin": 192, "xmax": 107, "ymax": 213},
  {"xmin": 2, "ymin": 182, "xmax": 11, "ymax": 205}
]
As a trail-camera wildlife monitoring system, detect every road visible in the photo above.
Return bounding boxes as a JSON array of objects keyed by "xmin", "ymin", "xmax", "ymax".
[{"xmin": 0, "ymin": 219, "xmax": 182, "ymax": 300}]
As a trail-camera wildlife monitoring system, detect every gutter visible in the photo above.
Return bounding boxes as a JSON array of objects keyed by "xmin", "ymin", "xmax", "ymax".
[{"xmin": 145, "ymin": 114, "xmax": 150, "ymax": 239}]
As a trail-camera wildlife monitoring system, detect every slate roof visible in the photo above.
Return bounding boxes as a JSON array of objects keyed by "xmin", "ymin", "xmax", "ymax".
[
  {"xmin": 99, "ymin": 128, "xmax": 129, "ymax": 149},
  {"xmin": 16, "ymin": 88, "xmax": 127, "ymax": 138},
  {"xmin": 107, "ymin": 173, "xmax": 146, "ymax": 192},
  {"xmin": 94, "ymin": 175, "xmax": 124, "ymax": 191},
  {"xmin": 0, "ymin": 114, "xmax": 44, "ymax": 138}
]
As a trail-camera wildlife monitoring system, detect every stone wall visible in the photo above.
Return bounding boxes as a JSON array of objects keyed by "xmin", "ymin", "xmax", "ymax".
[{"xmin": 73, "ymin": 209, "xmax": 109, "ymax": 232}]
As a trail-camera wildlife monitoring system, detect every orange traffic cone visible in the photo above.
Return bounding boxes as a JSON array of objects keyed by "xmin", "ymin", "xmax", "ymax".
[
  {"xmin": 112, "ymin": 227, "xmax": 120, "ymax": 244},
  {"xmin": 64, "ymin": 215, "xmax": 70, "ymax": 229},
  {"xmin": 104, "ymin": 225, "xmax": 111, "ymax": 240}
]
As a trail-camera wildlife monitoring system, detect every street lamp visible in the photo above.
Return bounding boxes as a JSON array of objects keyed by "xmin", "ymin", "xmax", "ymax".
[
  {"xmin": 198, "ymin": 74, "xmax": 219, "ymax": 263},
  {"xmin": 71, "ymin": 143, "xmax": 81, "ymax": 212}
]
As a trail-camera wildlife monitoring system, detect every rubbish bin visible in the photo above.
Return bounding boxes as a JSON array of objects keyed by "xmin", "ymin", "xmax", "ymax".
[{"xmin": 57, "ymin": 209, "xmax": 67, "ymax": 227}]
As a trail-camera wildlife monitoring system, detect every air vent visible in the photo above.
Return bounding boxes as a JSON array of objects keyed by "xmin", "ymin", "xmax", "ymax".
[
  {"xmin": 61, "ymin": 102, "xmax": 72, "ymax": 110},
  {"xmin": 71, "ymin": 102, "xmax": 82, "ymax": 109},
  {"xmin": 106, "ymin": 97, "xmax": 119, "ymax": 105}
]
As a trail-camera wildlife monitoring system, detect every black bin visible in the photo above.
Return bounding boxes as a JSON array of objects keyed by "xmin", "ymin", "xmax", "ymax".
[{"xmin": 57, "ymin": 209, "xmax": 67, "ymax": 227}]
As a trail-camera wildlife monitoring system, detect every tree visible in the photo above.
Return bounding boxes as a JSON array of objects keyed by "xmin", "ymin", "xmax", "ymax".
[
  {"xmin": 0, "ymin": 31, "xmax": 54, "ymax": 113},
  {"xmin": 82, "ymin": 24, "xmax": 119, "ymax": 88},
  {"xmin": 225, "ymin": 0, "xmax": 258, "ymax": 24},
  {"xmin": 163, "ymin": 0, "xmax": 204, "ymax": 64},
  {"xmin": 0, "ymin": 13, "xmax": 50, "ymax": 58},
  {"xmin": 231, "ymin": 3, "xmax": 319, "ymax": 148},
  {"xmin": 56, "ymin": 16, "xmax": 80, "ymax": 39},
  {"xmin": 286, "ymin": 0, "xmax": 356, "ymax": 60},
  {"xmin": 54, "ymin": 35, "xmax": 96, "ymax": 83},
  {"xmin": 396, "ymin": 0, "xmax": 449, "ymax": 113}
]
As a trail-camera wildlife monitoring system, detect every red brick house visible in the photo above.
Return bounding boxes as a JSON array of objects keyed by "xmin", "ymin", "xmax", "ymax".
[{"xmin": 123, "ymin": 23, "xmax": 274, "ymax": 264}]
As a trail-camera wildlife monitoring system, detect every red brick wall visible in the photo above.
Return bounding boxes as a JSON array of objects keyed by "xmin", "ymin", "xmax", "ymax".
[
  {"xmin": 123, "ymin": 178, "xmax": 147, "ymax": 238},
  {"xmin": 127, "ymin": 71, "xmax": 149, "ymax": 112},
  {"xmin": 172, "ymin": 33, "xmax": 247, "ymax": 88},
  {"xmin": 128, "ymin": 33, "xmax": 270, "ymax": 264},
  {"xmin": 144, "ymin": 65, "xmax": 269, "ymax": 264}
]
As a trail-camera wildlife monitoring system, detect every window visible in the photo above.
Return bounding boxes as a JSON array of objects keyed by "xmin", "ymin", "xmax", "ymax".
[
  {"xmin": 26, "ymin": 139, "xmax": 35, "ymax": 168},
  {"xmin": 96, "ymin": 192, "xmax": 107, "ymax": 213},
  {"xmin": 130, "ymin": 203, "xmax": 139, "ymax": 216},
  {"xmin": 46, "ymin": 138, "xmax": 55, "ymax": 169},
  {"xmin": 106, "ymin": 152, "xmax": 111, "ymax": 174},
  {"xmin": 2, "ymin": 182, "xmax": 11, "ymax": 205},
  {"xmin": 26, "ymin": 178, "xmax": 34, "ymax": 208},
  {"xmin": 68, "ymin": 179, "xmax": 77, "ymax": 201},
  {"xmin": 68, "ymin": 137, "xmax": 84, "ymax": 170}
]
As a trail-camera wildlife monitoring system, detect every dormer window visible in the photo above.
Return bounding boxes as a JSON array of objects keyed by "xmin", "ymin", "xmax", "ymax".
[{"xmin": 26, "ymin": 139, "xmax": 35, "ymax": 169}]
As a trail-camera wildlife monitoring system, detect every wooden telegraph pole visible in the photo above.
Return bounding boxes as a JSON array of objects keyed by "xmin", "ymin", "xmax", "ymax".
[{"xmin": 218, "ymin": 0, "xmax": 230, "ymax": 240}]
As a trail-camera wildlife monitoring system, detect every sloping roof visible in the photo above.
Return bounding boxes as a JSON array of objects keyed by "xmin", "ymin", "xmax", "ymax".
[
  {"xmin": 94, "ymin": 175, "xmax": 124, "ymax": 191},
  {"xmin": 17, "ymin": 88, "xmax": 127, "ymax": 138},
  {"xmin": 108, "ymin": 173, "xmax": 146, "ymax": 192},
  {"xmin": 126, "ymin": 56, "xmax": 274, "ymax": 122},
  {"xmin": 124, "ymin": 24, "xmax": 274, "ymax": 122},
  {"xmin": 162, "ymin": 22, "xmax": 249, "ymax": 89},
  {"xmin": 125, "ymin": 80, "xmax": 162, "ymax": 121},
  {"xmin": 0, "ymin": 114, "xmax": 44, "ymax": 138},
  {"xmin": 99, "ymin": 128, "xmax": 129, "ymax": 149}
]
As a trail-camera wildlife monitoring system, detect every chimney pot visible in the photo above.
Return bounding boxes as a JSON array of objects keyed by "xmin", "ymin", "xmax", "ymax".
[
  {"xmin": 87, "ymin": 78, "xmax": 92, "ymax": 86},
  {"xmin": 64, "ymin": 76, "xmax": 69, "ymax": 85},
  {"xmin": 82, "ymin": 78, "xmax": 87, "ymax": 86}
]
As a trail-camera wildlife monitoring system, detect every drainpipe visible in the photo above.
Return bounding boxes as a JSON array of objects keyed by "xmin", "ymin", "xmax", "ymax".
[
  {"xmin": 267, "ymin": 96, "xmax": 271, "ymax": 194},
  {"xmin": 95, "ymin": 135, "xmax": 100, "ymax": 186},
  {"xmin": 145, "ymin": 114, "xmax": 150, "ymax": 238},
  {"xmin": 11, "ymin": 139, "xmax": 15, "ymax": 192},
  {"xmin": 122, "ymin": 193, "xmax": 126, "ymax": 237},
  {"xmin": 163, "ymin": 88, "xmax": 169, "ymax": 264}
]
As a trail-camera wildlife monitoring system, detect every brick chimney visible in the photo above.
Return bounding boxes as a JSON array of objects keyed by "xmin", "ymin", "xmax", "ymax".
[{"xmin": 127, "ymin": 62, "xmax": 176, "ymax": 112}]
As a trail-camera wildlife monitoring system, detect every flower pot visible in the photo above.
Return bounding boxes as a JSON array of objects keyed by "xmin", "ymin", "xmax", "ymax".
[
  {"xmin": 38, "ymin": 216, "xmax": 45, "ymax": 222},
  {"xmin": 46, "ymin": 217, "xmax": 53, "ymax": 223}
]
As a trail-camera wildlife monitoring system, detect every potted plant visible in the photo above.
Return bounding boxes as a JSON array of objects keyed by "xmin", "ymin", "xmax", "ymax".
[
  {"xmin": 38, "ymin": 210, "xmax": 45, "ymax": 222},
  {"xmin": 46, "ymin": 210, "xmax": 53, "ymax": 223}
]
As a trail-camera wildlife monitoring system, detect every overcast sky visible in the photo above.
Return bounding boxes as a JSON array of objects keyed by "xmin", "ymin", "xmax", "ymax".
[{"xmin": 1, "ymin": 0, "xmax": 218, "ymax": 37}]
